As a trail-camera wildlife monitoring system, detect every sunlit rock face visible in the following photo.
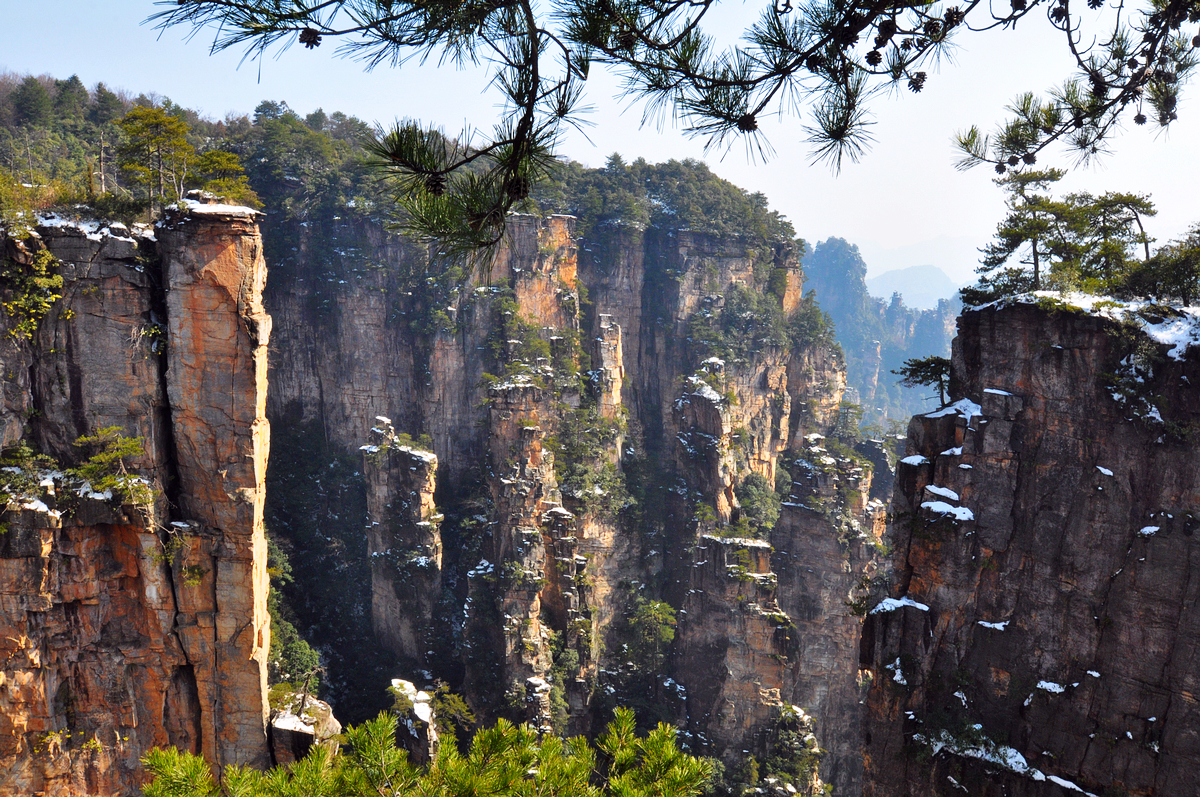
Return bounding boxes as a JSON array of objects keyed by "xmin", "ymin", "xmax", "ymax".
[
  {"xmin": 0, "ymin": 204, "xmax": 271, "ymax": 795},
  {"xmin": 864, "ymin": 298, "xmax": 1200, "ymax": 797}
]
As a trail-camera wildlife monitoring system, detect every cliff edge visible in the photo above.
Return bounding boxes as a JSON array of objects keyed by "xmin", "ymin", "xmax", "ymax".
[
  {"xmin": 0, "ymin": 200, "xmax": 272, "ymax": 795},
  {"xmin": 864, "ymin": 295, "xmax": 1200, "ymax": 797}
]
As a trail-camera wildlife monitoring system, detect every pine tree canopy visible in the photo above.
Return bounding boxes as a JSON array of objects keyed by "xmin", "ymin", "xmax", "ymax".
[
  {"xmin": 140, "ymin": 708, "xmax": 715, "ymax": 797},
  {"xmin": 152, "ymin": 0, "xmax": 1200, "ymax": 257}
]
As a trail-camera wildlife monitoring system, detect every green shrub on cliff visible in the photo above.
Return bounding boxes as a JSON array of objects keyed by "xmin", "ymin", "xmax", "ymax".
[
  {"xmin": 266, "ymin": 535, "xmax": 322, "ymax": 696},
  {"xmin": 67, "ymin": 426, "xmax": 155, "ymax": 507},
  {"xmin": 733, "ymin": 473, "xmax": 782, "ymax": 537},
  {"xmin": 0, "ymin": 248, "xmax": 63, "ymax": 342},
  {"xmin": 687, "ymin": 285, "xmax": 837, "ymax": 366},
  {"xmin": 549, "ymin": 406, "xmax": 630, "ymax": 519},
  {"xmin": 142, "ymin": 707, "xmax": 713, "ymax": 797}
]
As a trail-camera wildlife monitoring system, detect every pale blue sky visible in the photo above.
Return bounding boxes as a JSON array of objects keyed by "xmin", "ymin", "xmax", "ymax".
[{"xmin": 6, "ymin": 1, "xmax": 1199, "ymax": 282}]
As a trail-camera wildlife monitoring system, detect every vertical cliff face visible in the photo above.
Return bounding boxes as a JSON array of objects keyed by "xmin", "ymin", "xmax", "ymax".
[
  {"xmin": 0, "ymin": 204, "xmax": 271, "ymax": 794},
  {"xmin": 261, "ymin": 206, "xmax": 890, "ymax": 791},
  {"xmin": 863, "ymin": 298, "xmax": 1200, "ymax": 797},
  {"xmin": 159, "ymin": 203, "xmax": 273, "ymax": 771},
  {"xmin": 362, "ymin": 419, "xmax": 442, "ymax": 665}
]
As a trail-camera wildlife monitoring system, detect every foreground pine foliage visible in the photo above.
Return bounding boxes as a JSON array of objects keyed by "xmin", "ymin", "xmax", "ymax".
[{"xmin": 142, "ymin": 708, "xmax": 713, "ymax": 797}]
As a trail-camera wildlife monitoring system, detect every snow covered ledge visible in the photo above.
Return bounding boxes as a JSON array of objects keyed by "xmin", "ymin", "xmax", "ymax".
[
  {"xmin": 170, "ymin": 190, "xmax": 262, "ymax": 218},
  {"xmin": 969, "ymin": 291, "xmax": 1200, "ymax": 361}
]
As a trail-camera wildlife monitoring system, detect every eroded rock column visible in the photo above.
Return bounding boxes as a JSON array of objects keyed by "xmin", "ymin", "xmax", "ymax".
[
  {"xmin": 159, "ymin": 202, "xmax": 272, "ymax": 770},
  {"xmin": 362, "ymin": 418, "xmax": 442, "ymax": 664}
]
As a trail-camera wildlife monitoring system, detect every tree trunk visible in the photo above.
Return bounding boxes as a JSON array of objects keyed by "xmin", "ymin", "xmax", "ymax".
[
  {"xmin": 1032, "ymin": 237, "xmax": 1041, "ymax": 291},
  {"xmin": 98, "ymin": 130, "xmax": 107, "ymax": 194}
]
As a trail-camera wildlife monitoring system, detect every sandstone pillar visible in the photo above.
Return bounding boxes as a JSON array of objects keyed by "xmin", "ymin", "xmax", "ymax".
[{"xmin": 159, "ymin": 202, "xmax": 272, "ymax": 770}]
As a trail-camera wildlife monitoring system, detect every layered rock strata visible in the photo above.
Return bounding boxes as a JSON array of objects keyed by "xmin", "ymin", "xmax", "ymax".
[
  {"xmin": 263, "ymin": 212, "xmax": 878, "ymax": 783},
  {"xmin": 0, "ymin": 203, "xmax": 272, "ymax": 795},
  {"xmin": 864, "ymin": 298, "xmax": 1200, "ymax": 797}
]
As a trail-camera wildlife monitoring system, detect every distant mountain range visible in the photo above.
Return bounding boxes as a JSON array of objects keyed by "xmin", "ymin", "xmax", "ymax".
[{"xmin": 866, "ymin": 264, "xmax": 960, "ymax": 309}]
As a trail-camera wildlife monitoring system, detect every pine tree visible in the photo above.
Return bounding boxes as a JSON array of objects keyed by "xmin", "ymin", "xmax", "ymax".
[
  {"xmin": 893, "ymin": 356, "xmax": 951, "ymax": 405},
  {"xmin": 89, "ymin": 83, "xmax": 126, "ymax": 194},
  {"xmin": 12, "ymin": 78, "xmax": 52, "ymax": 127},
  {"xmin": 964, "ymin": 170, "xmax": 1075, "ymax": 304},
  {"xmin": 141, "ymin": 708, "xmax": 714, "ymax": 797},
  {"xmin": 53, "ymin": 75, "xmax": 89, "ymax": 120},
  {"xmin": 116, "ymin": 106, "xmax": 194, "ymax": 212}
]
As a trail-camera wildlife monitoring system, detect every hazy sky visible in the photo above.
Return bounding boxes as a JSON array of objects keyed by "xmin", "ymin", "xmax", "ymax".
[{"xmin": 6, "ymin": 1, "xmax": 1198, "ymax": 282}]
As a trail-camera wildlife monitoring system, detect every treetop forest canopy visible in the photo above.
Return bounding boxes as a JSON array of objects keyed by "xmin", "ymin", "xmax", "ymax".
[
  {"xmin": 0, "ymin": 74, "xmax": 793, "ymax": 252},
  {"xmin": 151, "ymin": 0, "xmax": 1200, "ymax": 255}
]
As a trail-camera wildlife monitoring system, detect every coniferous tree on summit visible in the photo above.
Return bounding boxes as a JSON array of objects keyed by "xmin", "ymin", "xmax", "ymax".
[
  {"xmin": 11, "ymin": 77, "xmax": 52, "ymax": 128},
  {"xmin": 964, "ymin": 171, "xmax": 1162, "ymax": 304}
]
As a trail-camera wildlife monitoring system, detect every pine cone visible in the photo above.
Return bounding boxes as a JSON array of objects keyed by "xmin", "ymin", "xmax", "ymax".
[
  {"xmin": 835, "ymin": 29, "xmax": 860, "ymax": 47},
  {"xmin": 866, "ymin": 50, "xmax": 883, "ymax": 66},
  {"xmin": 944, "ymin": 8, "xmax": 965, "ymax": 28},
  {"xmin": 615, "ymin": 28, "xmax": 637, "ymax": 50},
  {"xmin": 995, "ymin": 163, "xmax": 1007, "ymax": 174},
  {"xmin": 1011, "ymin": 0, "xmax": 1027, "ymax": 11},
  {"xmin": 878, "ymin": 19, "xmax": 897, "ymax": 38},
  {"xmin": 1134, "ymin": 112, "xmax": 1148, "ymax": 124},
  {"xmin": 736, "ymin": 113, "xmax": 758, "ymax": 132},
  {"xmin": 923, "ymin": 19, "xmax": 942, "ymax": 38},
  {"xmin": 1021, "ymin": 153, "xmax": 1036, "ymax": 164},
  {"xmin": 908, "ymin": 72, "xmax": 927, "ymax": 92},
  {"xmin": 806, "ymin": 54, "xmax": 825, "ymax": 72},
  {"xmin": 424, "ymin": 174, "xmax": 447, "ymax": 197},
  {"xmin": 299, "ymin": 27, "xmax": 322, "ymax": 48},
  {"xmin": 506, "ymin": 176, "xmax": 531, "ymax": 201},
  {"xmin": 1007, "ymin": 155, "xmax": 1019, "ymax": 166}
]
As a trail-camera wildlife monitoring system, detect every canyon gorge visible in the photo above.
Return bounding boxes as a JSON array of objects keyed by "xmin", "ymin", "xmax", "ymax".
[{"xmin": 1, "ymin": 176, "xmax": 1198, "ymax": 797}]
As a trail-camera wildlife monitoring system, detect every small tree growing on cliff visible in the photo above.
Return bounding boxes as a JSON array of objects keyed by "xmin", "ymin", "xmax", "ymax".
[
  {"xmin": 625, "ymin": 598, "xmax": 677, "ymax": 671},
  {"xmin": 116, "ymin": 106, "xmax": 194, "ymax": 214},
  {"xmin": 67, "ymin": 426, "xmax": 155, "ymax": 508},
  {"xmin": 893, "ymin": 356, "xmax": 950, "ymax": 405}
]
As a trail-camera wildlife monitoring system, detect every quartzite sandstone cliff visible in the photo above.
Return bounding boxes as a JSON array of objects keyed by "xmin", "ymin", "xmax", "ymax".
[
  {"xmin": 864, "ymin": 298, "xmax": 1200, "ymax": 797},
  {"xmin": 264, "ymin": 213, "xmax": 884, "ymax": 794},
  {"xmin": 0, "ymin": 201, "xmax": 272, "ymax": 795}
]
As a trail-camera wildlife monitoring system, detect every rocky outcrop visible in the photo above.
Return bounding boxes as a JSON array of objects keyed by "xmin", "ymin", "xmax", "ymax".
[
  {"xmin": 0, "ymin": 203, "xmax": 272, "ymax": 794},
  {"xmin": 158, "ymin": 202, "xmax": 273, "ymax": 772},
  {"xmin": 269, "ymin": 692, "xmax": 340, "ymax": 766},
  {"xmin": 773, "ymin": 434, "xmax": 885, "ymax": 796},
  {"xmin": 362, "ymin": 419, "xmax": 442, "ymax": 665},
  {"xmin": 676, "ymin": 535, "xmax": 794, "ymax": 757},
  {"xmin": 389, "ymin": 678, "xmax": 438, "ymax": 764},
  {"xmin": 260, "ymin": 208, "xmax": 881, "ymax": 781},
  {"xmin": 864, "ymin": 298, "xmax": 1200, "ymax": 797}
]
